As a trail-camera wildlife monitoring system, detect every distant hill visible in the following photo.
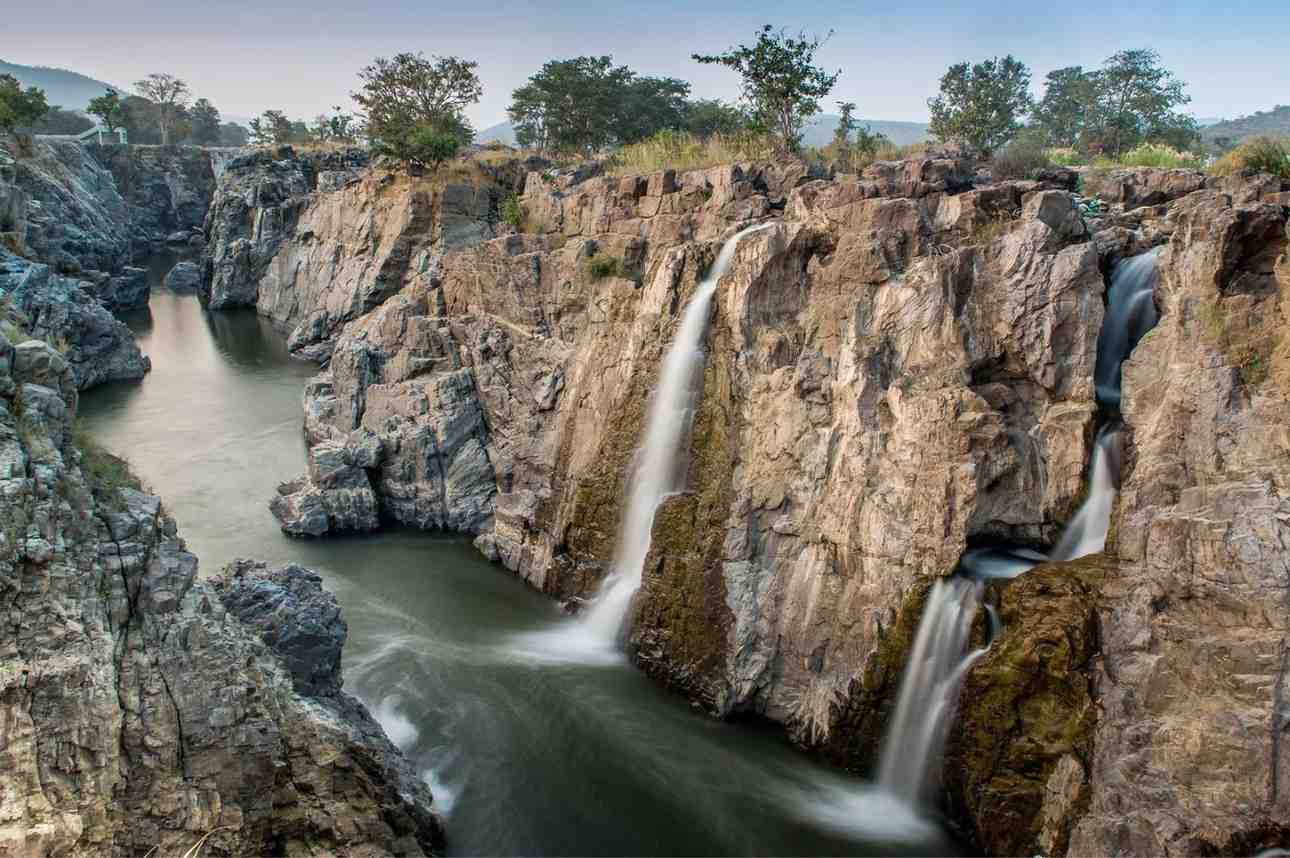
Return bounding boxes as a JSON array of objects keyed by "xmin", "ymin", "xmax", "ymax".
[
  {"xmin": 0, "ymin": 60, "xmax": 120, "ymax": 111},
  {"xmin": 1202, "ymin": 105, "xmax": 1290, "ymax": 143},
  {"xmin": 477, "ymin": 115, "xmax": 930, "ymax": 149}
]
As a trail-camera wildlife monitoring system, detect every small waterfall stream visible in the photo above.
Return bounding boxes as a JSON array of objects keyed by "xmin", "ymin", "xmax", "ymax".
[{"xmin": 877, "ymin": 248, "xmax": 1161, "ymax": 803}]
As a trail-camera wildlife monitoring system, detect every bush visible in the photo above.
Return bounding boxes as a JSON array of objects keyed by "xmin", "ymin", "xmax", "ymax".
[
  {"xmin": 73, "ymin": 424, "xmax": 142, "ymax": 507},
  {"xmin": 1210, "ymin": 136, "xmax": 1290, "ymax": 179},
  {"xmin": 610, "ymin": 129, "xmax": 775, "ymax": 175},
  {"xmin": 991, "ymin": 134, "xmax": 1053, "ymax": 180},
  {"xmin": 585, "ymin": 253, "xmax": 625, "ymax": 279},
  {"xmin": 501, "ymin": 195, "xmax": 525, "ymax": 230},
  {"xmin": 1116, "ymin": 142, "xmax": 1203, "ymax": 169},
  {"xmin": 1047, "ymin": 147, "xmax": 1089, "ymax": 167}
]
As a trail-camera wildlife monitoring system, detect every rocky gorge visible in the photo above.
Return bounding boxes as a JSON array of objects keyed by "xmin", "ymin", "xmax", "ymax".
[{"xmin": 0, "ymin": 124, "xmax": 1287, "ymax": 856}]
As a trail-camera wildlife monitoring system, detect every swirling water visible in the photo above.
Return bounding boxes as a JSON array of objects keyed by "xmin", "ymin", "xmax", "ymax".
[{"xmin": 78, "ymin": 263, "xmax": 954, "ymax": 856}]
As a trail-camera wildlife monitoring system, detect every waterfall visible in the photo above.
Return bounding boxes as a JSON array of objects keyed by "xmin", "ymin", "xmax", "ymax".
[
  {"xmin": 877, "ymin": 578, "xmax": 990, "ymax": 803},
  {"xmin": 876, "ymin": 250, "xmax": 1161, "ymax": 803},
  {"xmin": 1095, "ymin": 247, "xmax": 1161, "ymax": 409},
  {"xmin": 577, "ymin": 223, "xmax": 772, "ymax": 647}
]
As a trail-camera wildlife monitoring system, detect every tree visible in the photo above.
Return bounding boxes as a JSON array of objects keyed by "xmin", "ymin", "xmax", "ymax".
[
  {"xmin": 218, "ymin": 122, "xmax": 250, "ymax": 147},
  {"xmin": 507, "ymin": 56, "xmax": 689, "ymax": 155},
  {"xmin": 189, "ymin": 98, "xmax": 221, "ymax": 144},
  {"xmin": 1031, "ymin": 66, "xmax": 1094, "ymax": 147},
  {"xmin": 133, "ymin": 73, "xmax": 190, "ymax": 145},
  {"xmin": 353, "ymin": 53, "xmax": 481, "ymax": 147},
  {"xmin": 249, "ymin": 110, "xmax": 294, "ymax": 145},
  {"xmin": 693, "ymin": 26, "xmax": 840, "ymax": 152},
  {"xmin": 1091, "ymin": 49, "xmax": 1192, "ymax": 157},
  {"xmin": 29, "ymin": 107, "xmax": 93, "ymax": 135},
  {"xmin": 373, "ymin": 119, "xmax": 458, "ymax": 170},
  {"xmin": 683, "ymin": 99, "xmax": 748, "ymax": 137},
  {"xmin": 0, "ymin": 74, "xmax": 49, "ymax": 133},
  {"xmin": 927, "ymin": 55, "xmax": 1033, "ymax": 154},
  {"xmin": 87, "ymin": 90, "xmax": 127, "ymax": 133},
  {"xmin": 833, "ymin": 100, "xmax": 858, "ymax": 148},
  {"xmin": 312, "ymin": 107, "xmax": 359, "ymax": 143}
]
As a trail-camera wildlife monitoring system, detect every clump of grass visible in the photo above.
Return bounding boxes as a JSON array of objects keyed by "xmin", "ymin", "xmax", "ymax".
[
  {"xmin": 1113, "ymin": 142, "xmax": 1204, "ymax": 169},
  {"xmin": 73, "ymin": 423, "xmax": 142, "ymax": 508},
  {"xmin": 1197, "ymin": 296, "xmax": 1281, "ymax": 388},
  {"xmin": 1047, "ymin": 147, "xmax": 1089, "ymax": 167},
  {"xmin": 991, "ymin": 134, "xmax": 1054, "ymax": 180},
  {"xmin": 609, "ymin": 130, "xmax": 776, "ymax": 176},
  {"xmin": 500, "ymin": 194, "xmax": 526, "ymax": 230},
  {"xmin": 0, "ymin": 319, "xmax": 25, "ymax": 345},
  {"xmin": 585, "ymin": 253, "xmax": 626, "ymax": 280},
  {"xmin": 1210, "ymin": 136, "xmax": 1290, "ymax": 179},
  {"xmin": 967, "ymin": 211, "xmax": 1017, "ymax": 246}
]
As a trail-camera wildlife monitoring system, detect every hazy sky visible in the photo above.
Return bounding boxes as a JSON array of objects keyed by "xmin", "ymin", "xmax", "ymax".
[{"xmin": 4, "ymin": 0, "xmax": 1287, "ymax": 127}]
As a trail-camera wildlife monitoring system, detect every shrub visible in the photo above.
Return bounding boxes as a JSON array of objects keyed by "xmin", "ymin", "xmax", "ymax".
[
  {"xmin": 73, "ymin": 424, "xmax": 142, "ymax": 507},
  {"xmin": 990, "ymin": 133, "xmax": 1052, "ymax": 180},
  {"xmin": 585, "ymin": 253, "xmax": 625, "ymax": 279},
  {"xmin": 1047, "ymin": 147, "xmax": 1088, "ymax": 167},
  {"xmin": 1116, "ymin": 142, "xmax": 1203, "ymax": 169},
  {"xmin": 968, "ymin": 211, "xmax": 1016, "ymax": 246},
  {"xmin": 1210, "ymin": 136, "xmax": 1290, "ymax": 179},
  {"xmin": 501, "ymin": 195, "xmax": 525, "ymax": 230},
  {"xmin": 610, "ymin": 129, "xmax": 776, "ymax": 175}
]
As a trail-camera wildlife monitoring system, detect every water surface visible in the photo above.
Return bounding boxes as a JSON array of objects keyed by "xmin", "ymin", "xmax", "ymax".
[{"xmin": 79, "ymin": 278, "xmax": 952, "ymax": 856}]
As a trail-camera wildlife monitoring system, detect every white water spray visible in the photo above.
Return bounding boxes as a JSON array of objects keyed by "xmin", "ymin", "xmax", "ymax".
[{"xmin": 577, "ymin": 223, "xmax": 773, "ymax": 646}]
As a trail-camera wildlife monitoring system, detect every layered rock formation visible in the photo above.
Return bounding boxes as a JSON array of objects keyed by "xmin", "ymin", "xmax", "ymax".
[{"xmin": 0, "ymin": 337, "xmax": 443, "ymax": 855}]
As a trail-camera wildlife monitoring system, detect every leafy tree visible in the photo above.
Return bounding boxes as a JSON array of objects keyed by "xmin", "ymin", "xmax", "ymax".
[
  {"xmin": 29, "ymin": 107, "xmax": 93, "ymax": 135},
  {"xmin": 87, "ymin": 90, "xmax": 127, "ymax": 133},
  {"xmin": 353, "ymin": 53, "xmax": 481, "ymax": 147},
  {"xmin": 1031, "ymin": 66, "xmax": 1094, "ymax": 147},
  {"xmin": 249, "ymin": 110, "xmax": 294, "ymax": 145},
  {"xmin": 683, "ymin": 99, "xmax": 748, "ymax": 137},
  {"xmin": 0, "ymin": 74, "xmax": 49, "ymax": 133},
  {"xmin": 508, "ymin": 56, "xmax": 689, "ymax": 154},
  {"xmin": 312, "ymin": 106, "xmax": 359, "ymax": 143},
  {"xmin": 189, "ymin": 98, "xmax": 221, "ymax": 144},
  {"xmin": 1091, "ymin": 49, "xmax": 1192, "ymax": 157},
  {"xmin": 218, "ymin": 122, "xmax": 250, "ymax": 147},
  {"xmin": 832, "ymin": 100, "xmax": 858, "ymax": 148},
  {"xmin": 133, "ymin": 73, "xmax": 191, "ymax": 145},
  {"xmin": 928, "ymin": 55, "xmax": 1033, "ymax": 154},
  {"xmin": 693, "ymin": 26, "xmax": 841, "ymax": 152},
  {"xmin": 374, "ymin": 119, "xmax": 459, "ymax": 170}
]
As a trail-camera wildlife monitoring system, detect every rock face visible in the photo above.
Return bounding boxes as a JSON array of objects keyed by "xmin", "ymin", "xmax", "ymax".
[
  {"xmin": 0, "ymin": 338, "xmax": 443, "ymax": 855},
  {"xmin": 88, "ymin": 143, "xmax": 227, "ymax": 253},
  {"xmin": 162, "ymin": 260, "xmax": 202, "ymax": 292},
  {"xmin": 0, "ymin": 250, "xmax": 150, "ymax": 389},
  {"xmin": 270, "ymin": 437, "xmax": 381, "ymax": 536}
]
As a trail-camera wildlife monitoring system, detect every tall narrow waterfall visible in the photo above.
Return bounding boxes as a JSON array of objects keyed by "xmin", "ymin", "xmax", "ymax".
[
  {"xmin": 877, "ymin": 578, "xmax": 990, "ymax": 802},
  {"xmin": 578, "ymin": 223, "xmax": 772, "ymax": 647},
  {"xmin": 877, "ymin": 249, "xmax": 1161, "ymax": 803}
]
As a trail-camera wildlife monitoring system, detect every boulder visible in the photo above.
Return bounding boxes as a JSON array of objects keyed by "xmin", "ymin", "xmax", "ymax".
[{"xmin": 163, "ymin": 260, "xmax": 202, "ymax": 292}]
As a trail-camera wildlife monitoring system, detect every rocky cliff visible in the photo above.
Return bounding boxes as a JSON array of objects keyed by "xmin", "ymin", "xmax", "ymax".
[
  {"xmin": 203, "ymin": 145, "xmax": 1290, "ymax": 855},
  {"xmin": 0, "ymin": 335, "xmax": 443, "ymax": 855}
]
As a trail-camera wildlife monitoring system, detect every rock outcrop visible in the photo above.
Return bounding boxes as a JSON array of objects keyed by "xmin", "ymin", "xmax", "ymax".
[
  {"xmin": 0, "ymin": 249, "xmax": 150, "ymax": 389},
  {"xmin": 0, "ymin": 337, "xmax": 443, "ymax": 855}
]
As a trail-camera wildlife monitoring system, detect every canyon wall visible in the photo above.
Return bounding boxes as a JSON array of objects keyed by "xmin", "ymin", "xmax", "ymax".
[
  {"xmin": 0, "ymin": 336, "xmax": 443, "ymax": 855},
  {"xmin": 205, "ymin": 149, "xmax": 1290, "ymax": 855}
]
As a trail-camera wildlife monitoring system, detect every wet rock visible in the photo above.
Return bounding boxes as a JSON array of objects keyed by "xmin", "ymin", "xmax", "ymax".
[
  {"xmin": 162, "ymin": 260, "xmax": 202, "ymax": 292},
  {"xmin": 99, "ymin": 265, "xmax": 150, "ymax": 311}
]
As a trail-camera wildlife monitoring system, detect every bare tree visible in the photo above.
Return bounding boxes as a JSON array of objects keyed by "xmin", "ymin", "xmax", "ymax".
[{"xmin": 133, "ymin": 73, "xmax": 190, "ymax": 145}]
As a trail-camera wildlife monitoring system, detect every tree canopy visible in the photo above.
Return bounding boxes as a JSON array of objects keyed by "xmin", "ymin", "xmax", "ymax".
[
  {"xmin": 0, "ymin": 74, "xmax": 49, "ymax": 133},
  {"xmin": 508, "ymin": 56, "xmax": 692, "ymax": 155},
  {"xmin": 928, "ymin": 55, "xmax": 1033, "ymax": 154},
  {"xmin": 353, "ymin": 53, "xmax": 481, "ymax": 146},
  {"xmin": 693, "ymin": 26, "xmax": 840, "ymax": 152},
  {"xmin": 189, "ymin": 98, "xmax": 221, "ymax": 144},
  {"xmin": 133, "ymin": 73, "xmax": 190, "ymax": 145}
]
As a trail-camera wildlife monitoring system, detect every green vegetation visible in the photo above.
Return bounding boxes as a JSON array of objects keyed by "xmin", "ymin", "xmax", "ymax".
[
  {"xmin": 610, "ymin": 129, "xmax": 776, "ymax": 175},
  {"xmin": 501, "ymin": 195, "xmax": 526, "ymax": 230},
  {"xmin": 27, "ymin": 107, "xmax": 92, "ymax": 136},
  {"xmin": 990, "ymin": 130, "xmax": 1053, "ymax": 178},
  {"xmin": 1210, "ymin": 136, "xmax": 1290, "ymax": 179},
  {"xmin": 0, "ymin": 319, "xmax": 26, "ymax": 345},
  {"xmin": 585, "ymin": 253, "xmax": 626, "ymax": 280},
  {"xmin": 1112, "ymin": 142, "xmax": 1203, "ymax": 169},
  {"xmin": 87, "ymin": 89, "xmax": 126, "ymax": 133},
  {"xmin": 374, "ymin": 122, "xmax": 459, "ymax": 171},
  {"xmin": 133, "ymin": 73, "xmax": 190, "ymax": 145},
  {"xmin": 73, "ymin": 423, "xmax": 142, "ymax": 508},
  {"xmin": 188, "ymin": 98, "xmax": 221, "ymax": 144},
  {"xmin": 508, "ymin": 56, "xmax": 690, "ymax": 155},
  {"xmin": 353, "ymin": 52, "xmax": 481, "ymax": 150},
  {"xmin": 928, "ymin": 55, "xmax": 1033, "ymax": 154},
  {"xmin": 693, "ymin": 26, "xmax": 840, "ymax": 152},
  {"xmin": 0, "ymin": 73, "xmax": 49, "ymax": 132}
]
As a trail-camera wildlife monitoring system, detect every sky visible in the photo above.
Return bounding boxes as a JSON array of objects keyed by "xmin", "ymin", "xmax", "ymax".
[{"xmin": 3, "ymin": 0, "xmax": 1288, "ymax": 128}]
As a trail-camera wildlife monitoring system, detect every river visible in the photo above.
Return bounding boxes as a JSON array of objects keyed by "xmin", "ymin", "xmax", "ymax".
[{"xmin": 78, "ymin": 265, "xmax": 955, "ymax": 857}]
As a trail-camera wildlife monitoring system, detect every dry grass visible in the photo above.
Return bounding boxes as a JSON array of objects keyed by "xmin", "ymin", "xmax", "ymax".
[
  {"xmin": 1210, "ymin": 136, "xmax": 1290, "ymax": 179},
  {"xmin": 585, "ymin": 253, "xmax": 626, "ymax": 280},
  {"xmin": 1104, "ymin": 142, "xmax": 1204, "ymax": 170},
  {"xmin": 609, "ymin": 130, "xmax": 777, "ymax": 176},
  {"xmin": 73, "ymin": 423, "xmax": 142, "ymax": 507},
  {"xmin": 1198, "ymin": 296, "xmax": 1285, "ymax": 389},
  {"xmin": 967, "ymin": 211, "xmax": 1018, "ymax": 246}
]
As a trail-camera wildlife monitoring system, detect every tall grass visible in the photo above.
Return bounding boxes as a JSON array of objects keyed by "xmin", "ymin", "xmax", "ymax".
[
  {"xmin": 1210, "ymin": 136, "xmax": 1290, "ymax": 179},
  {"xmin": 1104, "ymin": 142, "xmax": 1204, "ymax": 169},
  {"xmin": 609, "ymin": 130, "xmax": 777, "ymax": 175},
  {"xmin": 991, "ymin": 135, "xmax": 1054, "ymax": 180}
]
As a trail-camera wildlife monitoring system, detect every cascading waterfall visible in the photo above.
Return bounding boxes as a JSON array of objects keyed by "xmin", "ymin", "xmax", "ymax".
[
  {"xmin": 877, "ymin": 249, "xmax": 1161, "ymax": 802},
  {"xmin": 578, "ymin": 223, "xmax": 773, "ymax": 647}
]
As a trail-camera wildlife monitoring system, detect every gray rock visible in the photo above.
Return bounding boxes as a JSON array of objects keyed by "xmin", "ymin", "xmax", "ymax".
[{"xmin": 162, "ymin": 260, "xmax": 202, "ymax": 292}]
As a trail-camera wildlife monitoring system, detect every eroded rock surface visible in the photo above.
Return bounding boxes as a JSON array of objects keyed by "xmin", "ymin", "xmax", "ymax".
[{"xmin": 0, "ymin": 337, "xmax": 443, "ymax": 855}]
